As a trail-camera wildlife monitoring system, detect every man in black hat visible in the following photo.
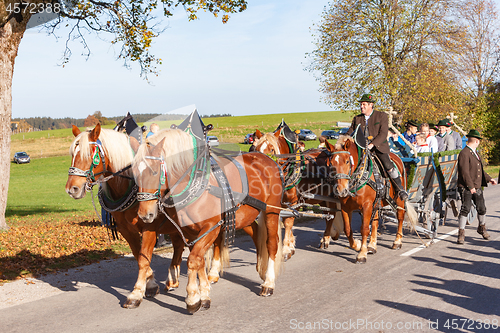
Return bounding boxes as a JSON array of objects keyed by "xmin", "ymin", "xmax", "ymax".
[
  {"xmin": 456, "ymin": 129, "xmax": 497, "ymax": 244},
  {"xmin": 437, "ymin": 119, "xmax": 456, "ymax": 151},
  {"xmin": 347, "ymin": 94, "xmax": 408, "ymax": 200}
]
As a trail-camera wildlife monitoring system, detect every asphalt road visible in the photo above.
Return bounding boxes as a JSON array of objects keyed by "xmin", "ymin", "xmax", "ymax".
[{"xmin": 2, "ymin": 185, "xmax": 500, "ymax": 333}]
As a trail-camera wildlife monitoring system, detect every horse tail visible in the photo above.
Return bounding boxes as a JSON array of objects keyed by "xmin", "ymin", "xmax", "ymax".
[
  {"xmin": 204, "ymin": 244, "xmax": 214, "ymax": 272},
  {"xmin": 256, "ymin": 212, "xmax": 283, "ymax": 281},
  {"xmin": 332, "ymin": 203, "xmax": 344, "ymax": 235},
  {"xmin": 219, "ymin": 243, "xmax": 230, "ymax": 274},
  {"xmin": 404, "ymin": 201, "xmax": 418, "ymax": 227}
]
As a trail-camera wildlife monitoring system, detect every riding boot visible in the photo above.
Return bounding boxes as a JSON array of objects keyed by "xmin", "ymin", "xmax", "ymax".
[
  {"xmin": 391, "ymin": 176, "xmax": 408, "ymax": 201},
  {"xmin": 477, "ymin": 215, "xmax": 490, "ymax": 240}
]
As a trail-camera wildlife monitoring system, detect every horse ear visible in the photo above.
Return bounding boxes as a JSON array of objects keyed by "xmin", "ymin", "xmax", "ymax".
[
  {"xmin": 89, "ymin": 123, "xmax": 101, "ymax": 141},
  {"xmin": 129, "ymin": 136, "xmax": 140, "ymax": 154},
  {"xmin": 274, "ymin": 130, "xmax": 280, "ymax": 138},
  {"xmin": 151, "ymin": 138, "xmax": 166, "ymax": 156},
  {"xmin": 255, "ymin": 129, "xmax": 263, "ymax": 139},
  {"xmin": 344, "ymin": 138, "xmax": 351, "ymax": 150},
  {"xmin": 324, "ymin": 138, "xmax": 335, "ymax": 152},
  {"xmin": 72, "ymin": 125, "xmax": 81, "ymax": 137}
]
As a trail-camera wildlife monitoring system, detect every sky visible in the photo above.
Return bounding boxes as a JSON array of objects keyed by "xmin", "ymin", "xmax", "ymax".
[{"xmin": 11, "ymin": 0, "xmax": 331, "ymax": 119}]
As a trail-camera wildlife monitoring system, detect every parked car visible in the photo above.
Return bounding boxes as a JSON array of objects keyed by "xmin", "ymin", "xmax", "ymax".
[
  {"xmin": 338, "ymin": 127, "xmax": 350, "ymax": 135},
  {"xmin": 321, "ymin": 130, "xmax": 339, "ymax": 140},
  {"xmin": 244, "ymin": 133, "xmax": 255, "ymax": 144},
  {"xmin": 298, "ymin": 129, "xmax": 317, "ymax": 141},
  {"xmin": 207, "ymin": 136, "xmax": 220, "ymax": 147},
  {"xmin": 13, "ymin": 152, "xmax": 30, "ymax": 164}
]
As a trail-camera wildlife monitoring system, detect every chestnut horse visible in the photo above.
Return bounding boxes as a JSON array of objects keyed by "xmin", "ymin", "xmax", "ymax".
[
  {"xmin": 132, "ymin": 128, "xmax": 284, "ymax": 313},
  {"xmin": 65, "ymin": 124, "xmax": 186, "ymax": 308},
  {"xmin": 325, "ymin": 136, "xmax": 417, "ymax": 263},
  {"xmin": 252, "ymin": 129, "xmax": 344, "ymax": 257}
]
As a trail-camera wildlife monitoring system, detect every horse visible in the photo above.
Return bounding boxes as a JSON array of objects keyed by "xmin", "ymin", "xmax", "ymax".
[
  {"xmin": 252, "ymin": 128, "xmax": 344, "ymax": 257},
  {"xmin": 65, "ymin": 123, "xmax": 186, "ymax": 309},
  {"xmin": 131, "ymin": 128, "xmax": 284, "ymax": 313},
  {"xmin": 324, "ymin": 135, "xmax": 417, "ymax": 263}
]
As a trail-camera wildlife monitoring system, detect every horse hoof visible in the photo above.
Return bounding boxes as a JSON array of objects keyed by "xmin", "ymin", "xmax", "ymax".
[
  {"xmin": 260, "ymin": 287, "xmax": 274, "ymax": 297},
  {"xmin": 332, "ymin": 234, "xmax": 339, "ymax": 241},
  {"xmin": 200, "ymin": 299, "xmax": 211, "ymax": 310},
  {"xmin": 284, "ymin": 253, "xmax": 292, "ymax": 262},
  {"xmin": 367, "ymin": 246, "xmax": 377, "ymax": 254},
  {"xmin": 145, "ymin": 285, "xmax": 159, "ymax": 298},
  {"xmin": 123, "ymin": 298, "xmax": 142, "ymax": 309},
  {"xmin": 392, "ymin": 243, "xmax": 402, "ymax": 250},
  {"xmin": 356, "ymin": 257, "xmax": 366, "ymax": 264},
  {"xmin": 208, "ymin": 277, "xmax": 219, "ymax": 284},
  {"xmin": 165, "ymin": 286, "xmax": 176, "ymax": 292},
  {"xmin": 186, "ymin": 300, "xmax": 202, "ymax": 314}
]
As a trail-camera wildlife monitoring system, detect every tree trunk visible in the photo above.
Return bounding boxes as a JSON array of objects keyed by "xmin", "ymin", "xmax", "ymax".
[{"xmin": 0, "ymin": 19, "xmax": 28, "ymax": 230}]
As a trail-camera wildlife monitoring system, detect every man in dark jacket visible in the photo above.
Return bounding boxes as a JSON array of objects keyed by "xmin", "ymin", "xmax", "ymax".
[
  {"xmin": 347, "ymin": 94, "xmax": 408, "ymax": 200},
  {"xmin": 456, "ymin": 129, "xmax": 497, "ymax": 244}
]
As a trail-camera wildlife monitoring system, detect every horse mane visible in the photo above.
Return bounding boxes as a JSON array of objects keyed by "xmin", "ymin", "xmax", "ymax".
[
  {"xmin": 133, "ymin": 129, "xmax": 194, "ymax": 180},
  {"xmin": 335, "ymin": 135, "xmax": 354, "ymax": 150},
  {"xmin": 255, "ymin": 132, "xmax": 281, "ymax": 153},
  {"xmin": 70, "ymin": 128, "xmax": 134, "ymax": 175}
]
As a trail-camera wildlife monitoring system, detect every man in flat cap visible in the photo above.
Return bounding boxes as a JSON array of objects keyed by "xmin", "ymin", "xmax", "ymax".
[
  {"xmin": 347, "ymin": 94, "xmax": 408, "ymax": 200},
  {"xmin": 456, "ymin": 129, "xmax": 497, "ymax": 244}
]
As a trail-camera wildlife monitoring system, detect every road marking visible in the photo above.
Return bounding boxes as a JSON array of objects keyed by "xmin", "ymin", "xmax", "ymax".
[{"xmin": 401, "ymin": 229, "xmax": 459, "ymax": 257}]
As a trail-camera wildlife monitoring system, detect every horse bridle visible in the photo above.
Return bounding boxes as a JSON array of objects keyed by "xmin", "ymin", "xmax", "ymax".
[
  {"xmin": 328, "ymin": 150, "xmax": 354, "ymax": 181},
  {"xmin": 68, "ymin": 140, "xmax": 108, "ymax": 191},
  {"xmin": 136, "ymin": 155, "xmax": 167, "ymax": 202}
]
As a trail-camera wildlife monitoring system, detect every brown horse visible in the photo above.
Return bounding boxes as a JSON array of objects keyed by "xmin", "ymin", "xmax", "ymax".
[
  {"xmin": 132, "ymin": 128, "xmax": 284, "ymax": 313},
  {"xmin": 252, "ymin": 128, "xmax": 343, "ymax": 257},
  {"xmin": 65, "ymin": 124, "xmax": 186, "ymax": 308},
  {"xmin": 325, "ymin": 135, "xmax": 417, "ymax": 263}
]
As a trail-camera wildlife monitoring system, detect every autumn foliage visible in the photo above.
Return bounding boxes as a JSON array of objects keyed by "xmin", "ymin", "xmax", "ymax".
[{"xmin": 0, "ymin": 214, "xmax": 129, "ymax": 282}]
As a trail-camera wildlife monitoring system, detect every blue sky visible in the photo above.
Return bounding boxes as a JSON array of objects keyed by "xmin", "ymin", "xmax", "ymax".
[{"xmin": 12, "ymin": 1, "xmax": 331, "ymax": 119}]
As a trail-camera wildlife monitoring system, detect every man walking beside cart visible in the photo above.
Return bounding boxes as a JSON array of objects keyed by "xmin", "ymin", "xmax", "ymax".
[{"xmin": 456, "ymin": 129, "xmax": 497, "ymax": 244}]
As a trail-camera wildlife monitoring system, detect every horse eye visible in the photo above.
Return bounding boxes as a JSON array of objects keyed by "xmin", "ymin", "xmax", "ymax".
[{"xmin": 345, "ymin": 160, "xmax": 349, "ymax": 164}]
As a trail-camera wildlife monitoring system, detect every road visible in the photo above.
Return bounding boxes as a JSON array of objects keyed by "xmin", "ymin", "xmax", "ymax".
[{"xmin": 2, "ymin": 185, "xmax": 500, "ymax": 332}]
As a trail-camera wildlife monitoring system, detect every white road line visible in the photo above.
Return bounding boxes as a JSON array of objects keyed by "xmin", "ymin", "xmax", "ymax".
[{"xmin": 401, "ymin": 229, "xmax": 459, "ymax": 257}]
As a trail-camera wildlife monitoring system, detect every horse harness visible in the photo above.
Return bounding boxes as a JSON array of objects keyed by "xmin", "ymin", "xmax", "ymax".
[{"xmin": 139, "ymin": 146, "xmax": 269, "ymax": 248}]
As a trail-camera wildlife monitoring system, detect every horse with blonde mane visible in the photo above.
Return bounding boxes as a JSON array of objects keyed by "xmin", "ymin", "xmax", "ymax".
[
  {"xmin": 324, "ymin": 135, "xmax": 417, "ymax": 263},
  {"xmin": 65, "ymin": 124, "xmax": 186, "ymax": 309},
  {"xmin": 132, "ymin": 128, "xmax": 284, "ymax": 313},
  {"xmin": 252, "ymin": 127, "xmax": 344, "ymax": 258}
]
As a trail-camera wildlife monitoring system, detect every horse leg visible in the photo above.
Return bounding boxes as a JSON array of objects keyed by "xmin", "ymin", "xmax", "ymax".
[
  {"xmin": 256, "ymin": 212, "xmax": 283, "ymax": 297},
  {"xmin": 207, "ymin": 233, "xmax": 223, "ymax": 284},
  {"xmin": 124, "ymin": 229, "xmax": 157, "ymax": 308},
  {"xmin": 356, "ymin": 205, "xmax": 372, "ymax": 264},
  {"xmin": 319, "ymin": 218, "xmax": 333, "ymax": 249},
  {"xmin": 392, "ymin": 203, "xmax": 405, "ymax": 249},
  {"xmin": 165, "ymin": 233, "xmax": 184, "ymax": 291},
  {"xmin": 185, "ymin": 230, "xmax": 219, "ymax": 313},
  {"xmin": 342, "ymin": 210, "xmax": 361, "ymax": 252},
  {"xmin": 367, "ymin": 210, "xmax": 379, "ymax": 254},
  {"xmin": 282, "ymin": 216, "xmax": 296, "ymax": 261}
]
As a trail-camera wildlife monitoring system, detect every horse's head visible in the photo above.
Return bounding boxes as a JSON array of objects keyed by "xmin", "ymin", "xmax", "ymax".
[
  {"xmin": 253, "ymin": 129, "xmax": 288, "ymax": 159},
  {"xmin": 66, "ymin": 124, "xmax": 105, "ymax": 199},
  {"xmin": 132, "ymin": 138, "xmax": 167, "ymax": 223},
  {"xmin": 328, "ymin": 136, "xmax": 356, "ymax": 198},
  {"xmin": 132, "ymin": 129, "xmax": 195, "ymax": 223}
]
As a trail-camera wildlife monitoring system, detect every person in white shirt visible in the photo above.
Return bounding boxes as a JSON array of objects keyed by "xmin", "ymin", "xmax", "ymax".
[
  {"xmin": 419, "ymin": 122, "xmax": 439, "ymax": 153},
  {"xmin": 416, "ymin": 133, "xmax": 430, "ymax": 153}
]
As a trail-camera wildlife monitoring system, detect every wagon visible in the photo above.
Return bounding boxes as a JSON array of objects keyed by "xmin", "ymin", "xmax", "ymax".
[{"xmin": 381, "ymin": 144, "xmax": 476, "ymax": 241}]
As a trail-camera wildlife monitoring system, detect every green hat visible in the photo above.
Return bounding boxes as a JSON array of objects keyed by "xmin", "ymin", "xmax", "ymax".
[
  {"xmin": 358, "ymin": 93, "xmax": 375, "ymax": 103},
  {"xmin": 429, "ymin": 123, "xmax": 438, "ymax": 131},
  {"xmin": 466, "ymin": 129, "xmax": 482, "ymax": 140},
  {"xmin": 437, "ymin": 119, "xmax": 452, "ymax": 127},
  {"xmin": 405, "ymin": 120, "xmax": 418, "ymax": 127}
]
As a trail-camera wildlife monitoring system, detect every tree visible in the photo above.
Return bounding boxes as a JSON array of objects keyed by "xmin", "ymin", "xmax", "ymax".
[
  {"xmin": 306, "ymin": 0, "xmax": 455, "ymax": 118},
  {"xmin": 0, "ymin": 0, "xmax": 248, "ymax": 230},
  {"xmin": 84, "ymin": 114, "xmax": 99, "ymax": 127}
]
